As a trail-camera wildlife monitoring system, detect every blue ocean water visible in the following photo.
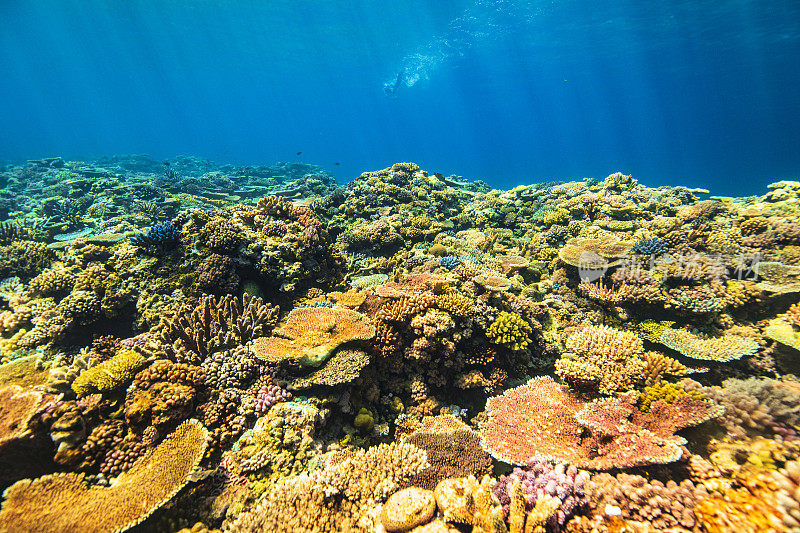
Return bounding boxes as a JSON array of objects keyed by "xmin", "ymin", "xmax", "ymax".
[{"xmin": 1, "ymin": 0, "xmax": 798, "ymax": 195}]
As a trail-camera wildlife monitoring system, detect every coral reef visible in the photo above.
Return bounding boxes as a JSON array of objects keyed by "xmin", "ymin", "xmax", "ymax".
[{"xmin": 2, "ymin": 160, "xmax": 800, "ymax": 531}]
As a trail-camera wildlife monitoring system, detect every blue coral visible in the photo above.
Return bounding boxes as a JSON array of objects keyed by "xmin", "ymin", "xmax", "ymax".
[
  {"xmin": 130, "ymin": 221, "xmax": 180, "ymax": 255},
  {"xmin": 630, "ymin": 237, "xmax": 668, "ymax": 256},
  {"xmin": 438, "ymin": 256, "xmax": 461, "ymax": 270}
]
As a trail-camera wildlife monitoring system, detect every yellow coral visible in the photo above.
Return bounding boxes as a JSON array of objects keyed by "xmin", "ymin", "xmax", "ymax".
[
  {"xmin": 638, "ymin": 381, "xmax": 706, "ymax": 412},
  {"xmin": 542, "ymin": 209, "xmax": 570, "ymax": 226},
  {"xmin": 0, "ymin": 419, "xmax": 208, "ymax": 533},
  {"xmin": 435, "ymin": 292, "xmax": 475, "ymax": 318},
  {"xmin": 486, "ymin": 312, "xmax": 532, "ymax": 351},
  {"xmin": 641, "ymin": 320, "xmax": 758, "ymax": 362},
  {"xmin": 71, "ymin": 349, "xmax": 147, "ymax": 397}
]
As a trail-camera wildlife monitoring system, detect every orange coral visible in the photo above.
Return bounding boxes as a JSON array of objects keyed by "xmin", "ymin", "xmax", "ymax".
[
  {"xmin": 252, "ymin": 307, "xmax": 374, "ymax": 367},
  {"xmin": 0, "ymin": 385, "xmax": 43, "ymax": 444}
]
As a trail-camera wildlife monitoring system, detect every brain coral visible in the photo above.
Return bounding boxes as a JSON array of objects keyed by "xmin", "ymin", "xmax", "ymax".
[
  {"xmin": 0, "ymin": 419, "xmax": 208, "ymax": 533},
  {"xmin": 253, "ymin": 307, "xmax": 375, "ymax": 367}
]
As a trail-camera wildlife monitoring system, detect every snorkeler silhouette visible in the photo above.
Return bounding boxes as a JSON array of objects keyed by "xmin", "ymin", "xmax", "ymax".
[{"xmin": 384, "ymin": 68, "xmax": 406, "ymax": 96}]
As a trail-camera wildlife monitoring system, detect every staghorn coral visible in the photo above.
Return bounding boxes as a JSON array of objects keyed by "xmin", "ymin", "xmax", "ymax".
[
  {"xmin": 479, "ymin": 376, "xmax": 722, "ymax": 469},
  {"xmin": 225, "ymin": 442, "xmax": 429, "ymax": 533},
  {"xmin": 641, "ymin": 351, "xmax": 692, "ymax": 386},
  {"xmin": 555, "ymin": 324, "xmax": 647, "ymax": 395},
  {"xmin": 641, "ymin": 320, "xmax": 759, "ymax": 362},
  {"xmin": 71, "ymin": 350, "xmax": 147, "ymax": 397},
  {"xmin": 0, "ymin": 419, "xmax": 208, "ymax": 533},
  {"xmin": 252, "ymin": 306, "xmax": 374, "ymax": 366},
  {"xmin": 158, "ymin": 293, "xmax": 279, "ymax": 365}
]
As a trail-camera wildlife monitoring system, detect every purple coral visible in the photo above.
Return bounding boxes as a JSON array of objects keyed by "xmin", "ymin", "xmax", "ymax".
[
  {"xmin": 254, "ymin": 383, "xmax": 292, "ymax": 415},
  {"xmin": 493, "ymin": 459, "xmax": 588, "ymax": 531}
]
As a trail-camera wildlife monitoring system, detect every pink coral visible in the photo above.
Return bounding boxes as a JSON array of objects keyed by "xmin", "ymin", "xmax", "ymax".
[{"xmin": 479, "ymin": 376, "xmax": 722, "ymax": 470}]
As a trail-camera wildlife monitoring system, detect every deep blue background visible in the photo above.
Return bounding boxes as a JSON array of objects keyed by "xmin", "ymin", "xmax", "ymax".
[{"xmin": 1, "ymin": 0, "xmax": 799, "ymax": 195}]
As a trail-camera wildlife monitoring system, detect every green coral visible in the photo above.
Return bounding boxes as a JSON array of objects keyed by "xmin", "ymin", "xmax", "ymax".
[
  {"xmin": 486, "ymin": 311, "xmax": 533, "ymax": 351},
  {"xmin": 639, "ymin": 381, "xmax": 706, "ymax": 412},
  {"xmin": 354, "ymin": 408, "xmax": 375, "ymax": 434},
  {"xmin": 71, "ymin": 349, "xmax": 147, "ymax": 396}
]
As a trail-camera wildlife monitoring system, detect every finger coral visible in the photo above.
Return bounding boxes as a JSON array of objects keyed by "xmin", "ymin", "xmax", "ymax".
[{"xmin": 0, "ymin": 419, "xmax": 208, "ymax": 533}]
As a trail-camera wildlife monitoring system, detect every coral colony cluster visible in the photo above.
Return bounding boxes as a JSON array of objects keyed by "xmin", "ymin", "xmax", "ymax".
[{"xmin": 1, "ymin": 156, "xmax": 800, "ymax": 532}]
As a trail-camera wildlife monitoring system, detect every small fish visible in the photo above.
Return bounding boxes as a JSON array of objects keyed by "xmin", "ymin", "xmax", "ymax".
[
  {"xmin": 296, "ymin": 152, "xmax": 302, "ymax": 156},
  {"xmin": 163, "ymin": 161, "xmax": 170, "ymax": 166},
  {"xmin": 335, "ymin": 162, "xmax": 340, "ymax": 166}
]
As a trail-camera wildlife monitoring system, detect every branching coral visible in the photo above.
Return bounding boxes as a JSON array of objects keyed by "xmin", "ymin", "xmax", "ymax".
[
  {"xmin": 555, "ymin": 324, "xmax": 647, "ymax": 395},
  {"xmin": 158, "ymin": 293, "xmax": 279, "ymax": 365},
  {"xmin": 486, "ymin": 312, "xmax": 532, "ymax": 351},
  {"xmin": 225, "ymin": 442, "xmax": 429, "ymax": 533}
]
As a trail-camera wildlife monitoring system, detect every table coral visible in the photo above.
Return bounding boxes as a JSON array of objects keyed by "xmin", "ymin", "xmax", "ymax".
[
  {"xmin": 252, "ymin": 307, "xmax": 374, "ymax": 366},
  {"xmin": 479, "ymin": 376, "xmax": 722, "ymax": 469},
  {"xmin": 641, "ymin": 320, "xmax": 759, "ymax": 362},
  {"xmin": 0, "ymin": 419, "xmax": 208, "ymax": 533}
]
